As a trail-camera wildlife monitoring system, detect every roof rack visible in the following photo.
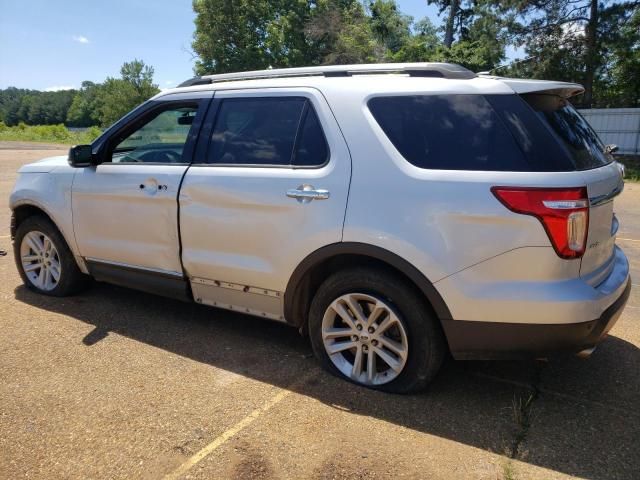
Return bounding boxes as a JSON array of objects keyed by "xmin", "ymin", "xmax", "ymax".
[{"xmin": 178, "ymin": 62, "xmax": 475, "ymax": 87}]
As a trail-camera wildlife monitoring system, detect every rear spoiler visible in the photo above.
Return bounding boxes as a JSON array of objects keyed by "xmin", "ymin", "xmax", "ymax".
[{"xmin": 479, "ymin": 75, "xmax": 584, "ymax": 99}]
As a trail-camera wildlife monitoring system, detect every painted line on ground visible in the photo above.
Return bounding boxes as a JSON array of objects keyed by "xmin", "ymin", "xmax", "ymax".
[
  {"xmin": 618, "ymin": 237, "xmax": 640, "ymax": 243},
  {"xmin": 163, "ymin": 374, "xmax": 312, "ymax": 480}
]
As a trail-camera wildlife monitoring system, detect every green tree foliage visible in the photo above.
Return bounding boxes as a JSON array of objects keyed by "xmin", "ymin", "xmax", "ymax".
[
  {"xmin": 391, "ymin": 17, "xmax": 440, "ymax": 61},
  {"xmin": 306, "ymin": 1, "xmax": 385, "ymax": 64},
  {"xmin": 1, "ymin": 59, "xmax": 159, "ymax": 128},
  {"xmin": 603, "ymin": 8, "xmax": 640, "ymax": 107},
  {"xmin": 500, "ymin": 0, "xmax": 640, "ymax": 107},
  {"xmin": 192, "ymin": 0, "xmax": 317, "ymax": 74},
  {"xmin": 66, "ymin": 81, "xmax": 101, "ymax": 127},
  {"xmin": 96, "ymin": 59, "xmax": 160, "ymax": 126},
  {"xmin": 191, "ymin": 0, "xmax": 510, "ymax": 72},
  {"xmin": 369, "ymin": 0, "xmax": 413, "ymax": 54},
  {"xmin": 0, "ymin": 88, "xmax": 76, "ymax": 126},
  {"xmin": 423, "ymin": 0, "xmax": 510, "ymax": 69}
]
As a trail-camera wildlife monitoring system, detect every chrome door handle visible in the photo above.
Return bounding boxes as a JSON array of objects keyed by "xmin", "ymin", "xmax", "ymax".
[{"xmin": 286, "ymin": 185, "xmax": 330, "ymax": 203}]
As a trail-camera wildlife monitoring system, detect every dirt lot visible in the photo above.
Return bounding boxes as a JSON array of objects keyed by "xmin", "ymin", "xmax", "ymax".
[{"xmin": 1, "ymin": 141, "xmax": 638, "ymax": 480}]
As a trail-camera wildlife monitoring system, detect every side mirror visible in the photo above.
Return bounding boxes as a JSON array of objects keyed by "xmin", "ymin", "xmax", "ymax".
[
  {"xmin": 68, "ymin": 145, "xmax": 94, "ymax": 167},
  {"xmin": 604, "ymin": 144, "xmax": 619, "ymax": 155}
]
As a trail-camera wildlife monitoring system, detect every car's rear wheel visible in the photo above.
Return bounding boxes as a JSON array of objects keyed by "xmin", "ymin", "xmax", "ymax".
[
  {"xmin": 308, "ymin": 267, "xmax": 445, "ymax": 393},
  {"xmin": 14, "ymin": 215, "xmax": 90, "ymax": 296}
]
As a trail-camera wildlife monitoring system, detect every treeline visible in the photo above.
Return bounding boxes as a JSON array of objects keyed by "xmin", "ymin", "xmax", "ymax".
[
  {"xmin": 192, "ymin": 0, "xmax": 640, "ymax": 108},
  {"xmin": 2, "ymin": 0, "xmax": 638, "ymax": 127},
  {"xmin": 0, "ymin": 60, "xmax": 159, "ymax": 128}
]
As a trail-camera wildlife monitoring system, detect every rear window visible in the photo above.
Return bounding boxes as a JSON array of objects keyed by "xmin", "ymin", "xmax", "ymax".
[{"xmin": 368, "ymin": 94, "xmax": 612, "ymax": 172}]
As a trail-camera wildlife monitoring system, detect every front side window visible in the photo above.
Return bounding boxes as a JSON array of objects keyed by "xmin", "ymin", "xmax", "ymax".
[
  {"xmin": 368, "ymin": 95, "xmax": 530, "ymax": 171},
  {"xmin": 111, "ymin": 105, "xmax": 198, "ymax": 164},
  {"xmin": 207, "ymin": 97, "xmax": 328, "ymax": 167}
]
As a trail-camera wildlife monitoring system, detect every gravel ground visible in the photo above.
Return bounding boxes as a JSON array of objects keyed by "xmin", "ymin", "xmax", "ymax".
[{"xmin": 1, "ymin": 141, "xmax": 638, "ymax": 480}]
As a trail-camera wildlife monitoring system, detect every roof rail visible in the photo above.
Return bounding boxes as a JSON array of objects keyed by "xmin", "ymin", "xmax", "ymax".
[{"xmin": 177, "ymin": 62, "xmax": 475, "ymax": 87}]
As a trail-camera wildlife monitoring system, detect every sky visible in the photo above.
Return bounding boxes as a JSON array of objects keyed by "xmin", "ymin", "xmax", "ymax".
[{"xmin": 0, "ymin": 0, "xmax": 516, "ymax": 91}]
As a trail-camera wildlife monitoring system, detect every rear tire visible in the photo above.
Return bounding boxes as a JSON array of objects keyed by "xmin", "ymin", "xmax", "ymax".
[
  {"xmin": 14, "ymin": 215, "xmax": 90, "ymax": 296},
  {"xmin": 308, "ymin": 267, "xmax": 445, "ymax": 393}
]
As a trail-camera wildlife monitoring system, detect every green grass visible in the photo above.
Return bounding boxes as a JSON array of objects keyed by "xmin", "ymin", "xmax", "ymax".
[
  {"xmin": 0, "ymin": 122, "xmax": 102, "ymax": 145},
  {"xmin": 619, "ymin": 155, "xmax": 640, "ymax": 182}
]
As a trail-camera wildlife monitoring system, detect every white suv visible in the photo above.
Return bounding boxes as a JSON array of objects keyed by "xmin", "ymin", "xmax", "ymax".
[{"xmin": 10, "ymin": 63, "xmax": 631, "ymax": 393}]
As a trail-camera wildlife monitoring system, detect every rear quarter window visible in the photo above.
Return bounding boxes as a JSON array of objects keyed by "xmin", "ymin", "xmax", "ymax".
[
  {"xmin": 519, "ymin": 94, "xmax": 611, "ymax": 170},
  {"xmin": 368, "ymin": 95, "xmax": 531, "ymax": 171}
]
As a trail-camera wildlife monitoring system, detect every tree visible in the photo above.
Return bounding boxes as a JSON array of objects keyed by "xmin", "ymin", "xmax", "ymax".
[
  {"xmin": 502, "ymin": 0, "xmax": 640, "ymax": 107},
  {"xmin": 427, "ymin": 0, "xmax": 475, "ymax": 48},
  {"xmin": 191, "ymin": 0, "xmax": 318, "ymax": 75},
  {"xmin": 0, "ymin": 88, "xmax": 76, "ymax": 126},
  {"xmin": 443, "ymin": 0, "xmax": 460, "ymax": 48},
  {"xmin": 1, "ymin": 60, "xmax": 160, "ymax": 127},
  {"xmin": 425, "ymin": 0, "xmax": 509, "ymax": 69},
  {"xmin": 66, "ymin": 81, "xmax": 101, "ymax": 127},
  {"xmin": 606, "ymin": 8, "xmax": 640, "ymax": 107},
  {"xmin": 392, "ymin": 17, "xmax": 440, "ymax": 61},
  {"xmin": 96, "ymin": 60, "xmax": 159, "ymax": 127},
  {"xmin": 369, "ymin": 0, "xmax": 413, "ymax": 54}
]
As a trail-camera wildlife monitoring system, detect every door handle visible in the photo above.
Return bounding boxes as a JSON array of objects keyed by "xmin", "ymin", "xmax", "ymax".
[
  {"xmin": 139, "ymin": 179, "xmax": 168, "ymax": 194},
  {"xmin": 286, "ymin": 184, "xmax": 330, "ymax": 203}
]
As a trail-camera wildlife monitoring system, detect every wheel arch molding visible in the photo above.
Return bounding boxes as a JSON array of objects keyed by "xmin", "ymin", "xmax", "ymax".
[
  {"xmin": 12, "ymin": 203, "xmax": 61, "ymax": 240},
  {"xmin": 283, "ymin": 242, "xmax": 452, "ymax": 329}
]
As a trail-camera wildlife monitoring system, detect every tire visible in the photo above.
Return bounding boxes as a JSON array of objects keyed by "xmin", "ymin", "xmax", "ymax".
[
  {"xmin": 13, "ymin": 215, "xmax": 90, "ymax": 296},
  {"xmin": 308, "ymin": 267, "xmax": 446, "ymax": 394}
]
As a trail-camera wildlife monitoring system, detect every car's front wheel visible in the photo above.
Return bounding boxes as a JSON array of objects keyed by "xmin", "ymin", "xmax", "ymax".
[
  {"xmin": 308, "ymin": 267, "xmax": 445, "ymax": 393},
  {"xmin": 14, "ymin": 215, "xmax": 90, "ymax": 296}
]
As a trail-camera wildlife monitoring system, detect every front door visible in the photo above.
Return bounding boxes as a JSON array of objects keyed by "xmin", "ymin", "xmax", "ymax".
[
  {"xmin": 179, "ymin": 88, "xmax": 351, "ymax": 320},
  {"xmin": 72, "ymin": 95, "xmax": 211, "ymax": 277}
]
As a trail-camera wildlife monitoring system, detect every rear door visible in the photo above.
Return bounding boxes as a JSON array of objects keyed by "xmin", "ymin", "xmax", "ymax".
[{"xmin": 179, "ymin": 88, "xmax": 351, "ymax": 320}]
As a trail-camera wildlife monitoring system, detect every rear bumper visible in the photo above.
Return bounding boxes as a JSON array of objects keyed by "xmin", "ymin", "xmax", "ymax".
[
  {"xmin": 441, "ymin": 246, "xmax": 631, "ymax": 360},
  {"xmin": 443, "ymin": 279, "xmax": 630, "ymax": 359}
]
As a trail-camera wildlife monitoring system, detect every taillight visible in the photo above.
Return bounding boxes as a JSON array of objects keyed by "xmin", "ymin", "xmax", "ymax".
[{"xmin": 491, "ymin": 187, "xmax": 589, "ymax": 259}]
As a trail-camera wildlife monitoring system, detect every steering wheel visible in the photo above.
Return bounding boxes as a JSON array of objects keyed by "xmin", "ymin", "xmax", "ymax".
[{"xmin": 138, "ymin": 150, "xmax": 182, "ymax": 163}]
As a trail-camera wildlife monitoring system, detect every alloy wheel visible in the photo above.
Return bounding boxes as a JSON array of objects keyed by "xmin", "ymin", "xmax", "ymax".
[
  {"xmin": 321, "ymin": 293, "xmax": 409, "ymax": 386},
  {"xmin": 20, "ymin": 230, "xmax": 61, "ymax": 291}
]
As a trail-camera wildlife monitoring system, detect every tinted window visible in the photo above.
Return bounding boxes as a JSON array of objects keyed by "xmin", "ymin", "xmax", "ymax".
[
  {"xmin": 520, "ymin": 94, "xmax": 610, "ymax": 170},
  {"xmin": 485, "ymin": 94, "xmax": 575, "ymax": 172},
  {"xmin": 293, "ymin": 106, "xmax": 329, "ymax": 167},
  {"xmin": 111, "ymin": 106, "xmax": 198, "ymax": 164},
  {"xmin": 208, "ymin": 97, "xmax": 327, "ymax": 166},
  {"xmin": 368, "ymin": 95, "xmax": 529, "ymax": 171}
]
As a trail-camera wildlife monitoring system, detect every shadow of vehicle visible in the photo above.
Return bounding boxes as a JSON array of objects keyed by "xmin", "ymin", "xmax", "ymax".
[{"xmin": 14, "ymin": 282, "xmax": 640, "ymax": 479}]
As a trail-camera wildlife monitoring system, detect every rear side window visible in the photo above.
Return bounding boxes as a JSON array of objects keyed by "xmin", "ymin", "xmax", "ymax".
[
  {"xmin": 207, "ymin": 97, "xmax": 328, "ymax": 167},
  {"xmin": 368, "ymin": 95, "xmax": 530, "ymax": 171},
  {"xmin": 519, "ymin": 94, "xmax": 610, "ymax": 170},
  {"xmin": 293, "ymin": 106, "xmax": 328, "ymax": 167}
]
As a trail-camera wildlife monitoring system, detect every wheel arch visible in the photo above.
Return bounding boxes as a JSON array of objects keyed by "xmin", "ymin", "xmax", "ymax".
[
  {"xmin": 11, "ymin": 203, "xmax": 56, "ymax": 239},
  {"xmin": 283, "ymin": 242, "xmax": 452, "ymax": 331},
  {"xmin": 11, "ymin": 202, "xmax": 88, "ymax": 273}
]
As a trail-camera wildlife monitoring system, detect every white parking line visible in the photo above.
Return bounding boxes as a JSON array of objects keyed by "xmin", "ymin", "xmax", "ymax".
[
  {"xmin": 163, "ymin": 374, "xmax": 312, "ymax": 480},
  {"xmin": 618, "ymin": 237, "xmax": 640, "ymax": 243}
]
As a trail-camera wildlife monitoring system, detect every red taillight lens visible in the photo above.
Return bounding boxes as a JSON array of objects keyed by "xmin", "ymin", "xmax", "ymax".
[{"xmin": 491, "ymin": 186, "xmax": 589, "ymax": 259}]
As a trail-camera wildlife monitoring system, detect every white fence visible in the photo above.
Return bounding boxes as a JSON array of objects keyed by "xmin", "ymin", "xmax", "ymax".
[{"xmin": 579, "ymin": 108, "xmax": 640, "ymax": 155}]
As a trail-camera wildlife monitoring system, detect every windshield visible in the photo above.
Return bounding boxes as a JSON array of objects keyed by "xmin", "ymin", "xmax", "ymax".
[{"xmin": 522, "ymin": 94, "xmax": 611, "ymax": 170}]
